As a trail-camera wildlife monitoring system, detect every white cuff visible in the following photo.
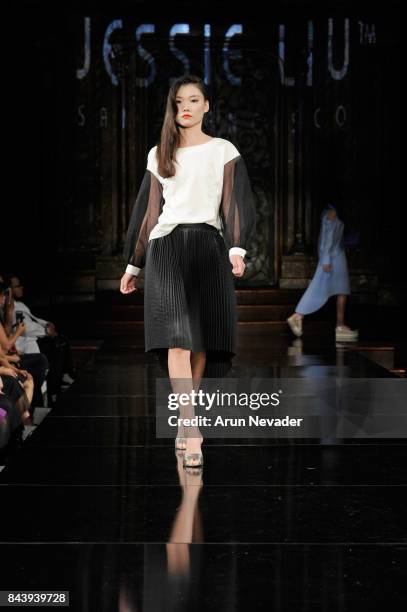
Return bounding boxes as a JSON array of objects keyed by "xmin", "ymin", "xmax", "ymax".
[
  {"xmin": 126, "ymin": 264, "xmax": 141, "ymax": 276},
  {"xmin": 229, "ymin": 247, "xmax": 246, "ymax": 259}
]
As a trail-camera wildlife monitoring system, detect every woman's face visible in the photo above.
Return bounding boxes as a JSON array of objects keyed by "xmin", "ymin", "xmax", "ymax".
[
  {"xmin": 326, "ymin": 208, "xmax": 337, "ymax": 221},
  {"xmin": 175, "ymin": 84, "xmax": 209, "ymax": 129}
]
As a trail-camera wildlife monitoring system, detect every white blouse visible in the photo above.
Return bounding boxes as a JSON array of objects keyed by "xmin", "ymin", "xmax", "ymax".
[{"xmin": 124, "ymin": 137, "xmax": 256, "ymax": 277}]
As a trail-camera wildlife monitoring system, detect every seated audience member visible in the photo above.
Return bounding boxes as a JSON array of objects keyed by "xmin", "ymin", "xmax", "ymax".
[
  {"xmin": 1, "ymin": 365, "xmax": 33, "ymax": 436},
  {"xmin": 1, "ymin": 343, "xmax": 34, "ymax": 452},
  {"xmin": 0, "ymin": 273, "xmax": 76, "ymax": 405},
  {"xmin": 0, "ymin": 282, "xmax": 48, "ymax": 410},
  {"xmin": 0, "ymin": 345, "xmax": 34, "ymax": 420}
]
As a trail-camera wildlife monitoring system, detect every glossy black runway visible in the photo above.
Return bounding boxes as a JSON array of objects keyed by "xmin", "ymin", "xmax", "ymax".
[{"xmin": 1, "ymin": 337, "xmax": 406, "ymax": 610}]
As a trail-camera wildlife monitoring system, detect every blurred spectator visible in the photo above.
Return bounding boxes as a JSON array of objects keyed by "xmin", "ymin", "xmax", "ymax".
[
  {"xmin": 0, "ymin": 281, "xmax": 49, "ymax": 409},
  {"xmin": 0, "ymin": 367, "xmax": 33, "ymax": 446},
  {"xmin": 1, "ymin": 341, "xmax": 35, "ymax": 448},
  {"xmin": 0, "ymin": 273, "xmax": 76, "ymax": 405}
]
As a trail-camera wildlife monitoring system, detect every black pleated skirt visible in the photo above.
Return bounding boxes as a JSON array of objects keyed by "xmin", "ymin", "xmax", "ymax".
[{"xmin": 144, "ymin": 223, "xmax": 238, "ymax": 377}]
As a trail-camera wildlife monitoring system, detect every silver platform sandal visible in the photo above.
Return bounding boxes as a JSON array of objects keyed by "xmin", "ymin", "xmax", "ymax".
[{"xmin": 183, "ymin": 451, "xmax": 204, "ymax": 469}]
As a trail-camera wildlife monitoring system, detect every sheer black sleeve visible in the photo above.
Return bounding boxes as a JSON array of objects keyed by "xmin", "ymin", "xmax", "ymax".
[
  {"xmin": 219, "ymin": 155, "xmax": 256, "ymax": 259},
  {"xmin": 123, "ymin": 170, "xmax": 164, "ymax": 276}
]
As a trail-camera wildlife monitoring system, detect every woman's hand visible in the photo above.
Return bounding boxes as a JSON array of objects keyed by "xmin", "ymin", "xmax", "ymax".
[
  {"xmin": 15, "ymin": 322, "xmax": 26, "ymax": 336},
  {"xmin": 322, "ymin": 264, "xmax": 332, "ymax": 273},
  {"xmin": 120, "ymin": 272, "xmax": 139, "ymax": 294},
  {"xmin": 15, "ymin": 369, "xmax": 32, "ymax": 381},
  {"xmin": 230, "ymin": 254, "xmax": 246, "ymax": 277},
  {"xmin": 0, "ymin": 366, "xmax": 18, "ymax": 378}
]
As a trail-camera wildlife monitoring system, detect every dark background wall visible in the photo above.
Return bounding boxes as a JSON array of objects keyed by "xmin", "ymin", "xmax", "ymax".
[{"xmin": 2, "ymin": 1, "xmax": 403, "ymax": 299}]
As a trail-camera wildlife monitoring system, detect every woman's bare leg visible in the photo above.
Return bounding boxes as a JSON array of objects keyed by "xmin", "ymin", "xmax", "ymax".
[
  {"xmin": 190, "ymin": 351, "xmax": 206, "ymax": 390},
  {"xmin": 168, "ymin": 347, "xmax": 192, "ymax": 379},
  {"xmin": 22, "ymin": 380, "xmax": 34, "ymax": 404},
  {"xmin": 16, "ymin": 380, "xmax": 34, "ymax": 424},
  {"xmin": 168, "ymin": 348, "xmax": 203, "ymax": 455},
  {"xmin": 336, "ymin": 294, "xmax": 347, "ymax": 326},
  {"xmin": 168, "ymin": 348, "xmax": 191, "ymax": 441}
]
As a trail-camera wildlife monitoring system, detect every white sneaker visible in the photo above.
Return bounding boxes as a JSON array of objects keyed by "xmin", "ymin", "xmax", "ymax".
[
  {"xmin": 287, "ymin": 315, "xmax": 303, "ymax": 337},
  {"xmin": 335, "ymin": 325, "xmax": 359, "ymax": 342}
]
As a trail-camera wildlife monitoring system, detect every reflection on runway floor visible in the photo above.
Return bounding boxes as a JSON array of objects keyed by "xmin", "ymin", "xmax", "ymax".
[{"xmin": 0, "ymin": 335, "xmax": 405, "ymax": 610}]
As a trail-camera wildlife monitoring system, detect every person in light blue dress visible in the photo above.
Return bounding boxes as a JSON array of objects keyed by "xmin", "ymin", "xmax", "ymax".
[{"xmin": 287, "ymin": 204, "xmax": 358, "ymax": 340}]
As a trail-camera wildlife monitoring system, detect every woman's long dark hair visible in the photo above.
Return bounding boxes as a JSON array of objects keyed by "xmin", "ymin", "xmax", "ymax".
[
  {"xmin": 156, "ymin": 74, "xmax": 210, "ymax": 178},
  {"xmin": 0, "ymin": 282, "xmax": 7, "ymax": 325}
]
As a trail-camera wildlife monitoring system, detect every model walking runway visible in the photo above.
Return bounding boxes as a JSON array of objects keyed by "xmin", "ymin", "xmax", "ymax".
[{"xmin": 120, "ymin": 73, "xmax": 256, "ymax": 468}]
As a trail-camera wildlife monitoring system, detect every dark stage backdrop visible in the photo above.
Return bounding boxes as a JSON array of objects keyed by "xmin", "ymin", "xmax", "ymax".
[{"xmin": 3, "ymin": 1, "xmax": 403, "ymax": 302}]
